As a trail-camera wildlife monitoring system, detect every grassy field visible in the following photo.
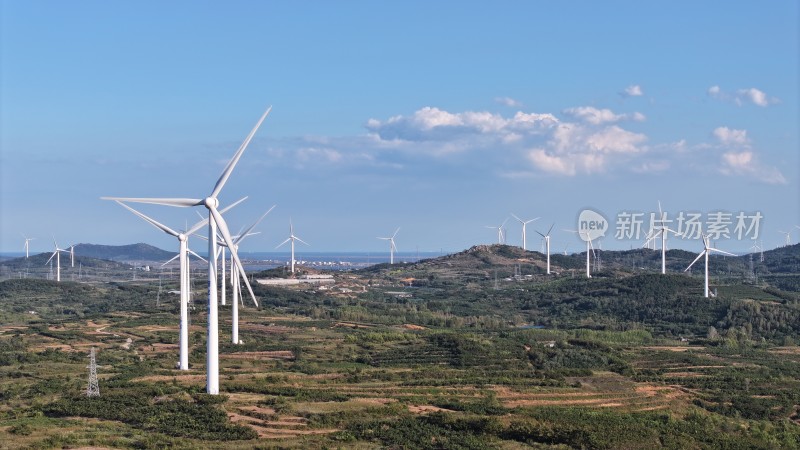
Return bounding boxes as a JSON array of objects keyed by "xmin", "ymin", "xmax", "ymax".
[{"xmin": 1, "ymin": 246, "xmax": 799, "ymax": 449}]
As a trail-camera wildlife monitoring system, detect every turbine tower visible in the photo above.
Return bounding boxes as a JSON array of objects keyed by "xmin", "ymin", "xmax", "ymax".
[
  {"xmin": 378, "ymin": 228, "xmax": 400, "ymax": 264},
  {"xmin": 643, "ymin": 201, "xmax": 682, "ymax": 274},
  {"xmin": 65, "ymin": 244, "xmax": 77, "ymax": 268},
  {"xmin": 102, "ymin": 107, "xmax": 270, "ymax": 395},
  {"xmin": 46, "ymin": 238, "xmax": 68, "ymax": 282},
  {"xmin": 114, "ymin": 200, "xmax": 240, "ymax": 370},
  {"xmin": 276, "ymin": 219, "xmax": 309, "ymax": 274},
  {"xmin": 225, "ymin": 207, "xmax": 273, "ymax": 344},
  {"xmin": 22, "ymin": 235, "xmax": 35, "ymax": 259},
  {"xmin": 684, "ymin": 233, "xmax": 735, "ymax": 298},
  {"xmin": 511, "ymin": 213, "xmax": 539, "ymax": 251},
  {"xmin": 565, "ymin": 229, "xmax": 595, "ymax": 278},
  {"xmin": 535, "ymin": 224, "xmax": 555, "ymax": 274}
]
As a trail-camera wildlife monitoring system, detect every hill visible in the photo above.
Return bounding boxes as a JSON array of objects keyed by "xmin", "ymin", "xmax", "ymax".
[{"xmin": 72, "ymin": 243, "xmax": 174, "ymax": 262}]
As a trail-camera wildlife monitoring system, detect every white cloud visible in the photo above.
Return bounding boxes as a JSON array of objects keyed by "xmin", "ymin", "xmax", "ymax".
[
  {"xmin": 563, "ymin": 106, "xmax": 645, "ymax": 125},
  {"xmin": 620, "ymin": 84, "xmax": 643, "ymax": 97},
  {"xmin": 262, "ymin": 105, "xmax": 783, "ymax": 184},
  {"xmin": 585, "ymin": 126, "xmax": 647, "ymax": 154},
  {"xmin": 528, "ymin": 149, "xmax": 576, "ymax": 176},
  {"xmin": 296, "ymin": 147, "xmax": 342, "ymax": 163},
  {"xmin": 631, "ymin": 160, "xmax": 670, "ymax": 173},
  {"xmin": 736, "ymin": 88, "xmax": 772, "ymax": 107},
  {"xmin": 707, "ymin": 85, "xmax": 779, "ymax": 107},
  {"xmin": 365, "ymin": 106, "xmax": 558, "ymax": 145},
  {"xmin": 720, "ymin": 151, "xmax": 786, "ymax": 184},
  {"xmin": 494, "ymin": 96, "xmax": 523, "ymax": 107},
  {"xmin": 713, "ymin": 126, "xmax": 749, "ymax": 146}
]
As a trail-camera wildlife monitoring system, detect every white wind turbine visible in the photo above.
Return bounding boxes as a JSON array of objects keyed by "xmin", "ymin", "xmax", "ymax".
[
  {"xmin": 643, "ymin": 201, "xmax": 682, "ymax": 274},
  {"xmin": 565, "ymin": 229, "xmax": 595, "ymax": 278},
  {"xmin": 378, "ymin": 228, "xmax": 400, "ymax": 264},
  {"xmin": 511, "ymin": 213, "xmax": 539, "ymax": 251},
  {"xmin": 45, "ymin": 238, "xmax": 68, "ymax": 282},
  {"xmin": 535, "ymin": 224, "xmax": 555, "ymax": 274},
  {"xmin": 22, "ymin": 235, "xmax": 35, "ymax": 259},
  {"xmin": 64, "ymin": 244, "xmax": 77, "ymax": 268},
  {"xmin": 486, "ymin": 218, "xmax": 508, "ymax": 245},
  {"xmin": 222, "ymin": 206, "xmax": 274, "ymax": 345},
  {"xmin": 115, "ymin": 199, "xmax": 242, "ymax": 370},
  {"xmin": 276, "ymin": 219, "xmax": 309, "ymax": 274},
  {"xmin": 778, "ymin": 230, "xmax": 792, "ymax": 247},
  {"xmin": 684, "ymin": 233, "xmax": 735, "ymax": 298},
  {"xmin": 101, "ymin": 107, "xmax": 270, "ymax": 395}
]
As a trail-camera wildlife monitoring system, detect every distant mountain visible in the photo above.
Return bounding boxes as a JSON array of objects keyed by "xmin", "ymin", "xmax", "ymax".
[{"xmin": 73, "ymin": 243, "xmax": 174, "ymax": 262}]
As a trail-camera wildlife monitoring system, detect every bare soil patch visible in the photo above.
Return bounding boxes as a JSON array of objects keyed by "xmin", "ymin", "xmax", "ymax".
[
  {"xmin": 221, "ymin": 351, "xmax": 295, "ymax": 360},
  {"xmin": 408, "ymin": 405, "xmax": 455, "ymax": 414}
]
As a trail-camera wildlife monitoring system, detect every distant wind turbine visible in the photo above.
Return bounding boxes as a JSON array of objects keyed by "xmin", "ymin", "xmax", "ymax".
[
  {"xmin": 102, "ymin": 107, "xmax": 271, "ymax": 395},
  {"xmin": 378, "ymin": 228, "xmax": 400, "ymax": 264},
  {"xmin": 643, "ymin": 201, "xmax": 682, "ymax": 274},
  {"xmin": 486, "ymin": 218, "xmax": 508, "ymax": 245},
  {"xmin": 684, "ymin": 233, "xmax": 735, "ymax": 298},
  {"xmin": 46, "ymin": 238, "xmax": 68, "ymax": 282},
  {"xmin": 778, "ymin": 230, "xmax": 792, "ymax": 247},
  {"xmin": 511, "ymin": 213, "xmax": 539, "ymax": 251},
  {"xmin": 22, "ymin": 235, "xmax": 35, "ymax": 259},
  {"xmin": 276, "ymin": 219, "xmax": 309, "ymax": 274},
  {"xmin": 535, "ymin": 224, "xmax": 555, "ymax": 274},
  {"xmin": 225, "ymin": 206, "xmax": 274, "ymax": 344},
  {"xmin": 565, "ymin": 229, "xmax": 595, "ymax": 278}
]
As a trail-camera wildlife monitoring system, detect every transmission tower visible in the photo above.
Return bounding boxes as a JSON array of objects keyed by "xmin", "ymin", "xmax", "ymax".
[{"xmin": 86, "ymin": 347, "xmax": 100, "ymax": 397}]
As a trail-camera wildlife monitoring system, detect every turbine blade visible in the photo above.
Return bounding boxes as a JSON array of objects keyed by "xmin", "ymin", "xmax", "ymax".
[
  {"xmin": 276, "ymin": 238, "xmax": 291, "ymax": 249},
  {"xmin": 210, "ymin": 107, "xmax": 272, "ymax": 199},
  {"xmin": 708, "ymin": 248, "xmax": 736, "ymax": 257},
  {"xmin": 161, "ymin": 253, "xmax": 180, "ymax": 267},
  {"xmin": 115, "ymin": 201, "xmax": 180, "ymax": 237},
  {"xmin": 220, "ymin": 196, "xmax": 248, "ymax": 214},
  {"xmin": 510, "ymin": 213, "xmax": 522, "ymax": 223},
  {"xmin": 101, "ymin": 197, "xmax": 202, "ymax": 207},
  {"xmin": 547, "ymin": 223, "xmax": 555, "ymax": 236},
  {"xmin": 210, "ymin": 206, "xmax": 258, "ymax": 307},
  {"xmin": 238, "ymin": 205, "xmax": 276, "ymax": 241},
  {"xmin": 236, "ymin": 262, "xmax": 258, "ymax": 308},
  {"xmin": 187, "ymin": 248, "xmax": 208, "ymax": 263},
  {"xmin": 45, "ymin": 250, "xmax": 57, "ymax": 265},
  {"xmin": 296, "ymin": 237, "xmax": 310, "ymax": 246},
  {"xmin": 392, "ymin": 227, "xmax": 400, "ymax": 238},
  {"xmin": 685, "ymin": 251, "xmax": 706, "ymax": 271}
]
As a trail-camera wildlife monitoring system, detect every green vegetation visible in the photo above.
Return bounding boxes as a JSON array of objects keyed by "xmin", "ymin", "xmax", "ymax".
[{"xmin": 0, "ymin": 244, "xmax": 799, "ymax": 448}]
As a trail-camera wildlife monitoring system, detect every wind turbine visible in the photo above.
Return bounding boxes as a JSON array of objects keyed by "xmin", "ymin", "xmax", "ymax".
[
  {"xmin": 485, "ymin": 218, "xmax": 508, "ymax": 245},
  {"xmin": 45, "ymin": 238, "xmax": 68, "ymax": 282},
  {"xmin": 643, "ymin": 201, "xmax": 682, "ymax": 274},
  {"xmin": 22, "ymin": 235, "xmax": 35, "ymax": 259},
  {"xmin": 378, "ymin": 228, "xmax": 400, "ymax": 264},
  {"xmin": 115, "ymin": 199, "xmax": 242, "ymax": 370},
  {"xmin": 684, "ymin": 233, "xmax": 735, "ymax": 298},
  {"xmin": 778, "ymin": 230, "xmax": 792, "ymax": 247},
  {"xmin": 535, "ymin": 224, "xmax": 555, "ymax": 274},
  {"xmin": 511, "ymin": 213, "xmax": 539, "ymax": 250},
  {"xmin": 565, "ymin": 229, "xmax": 595, "ymax": 278},
  {"xmin": 222, "ymin": 206, "xmax": 274, "ymax": 344},
  {"xmin": 276, "ymin": 219, "xmax": 309, "ymax": 274},
  {"xmin": 101, "ymin": 107, "xmax": 270, "ymax": 394}
]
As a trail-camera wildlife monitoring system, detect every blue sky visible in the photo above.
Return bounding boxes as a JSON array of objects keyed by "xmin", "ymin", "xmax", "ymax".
[{"xmin": 1, "ymin": 1, "xmax": 798, "ymax": 256}]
